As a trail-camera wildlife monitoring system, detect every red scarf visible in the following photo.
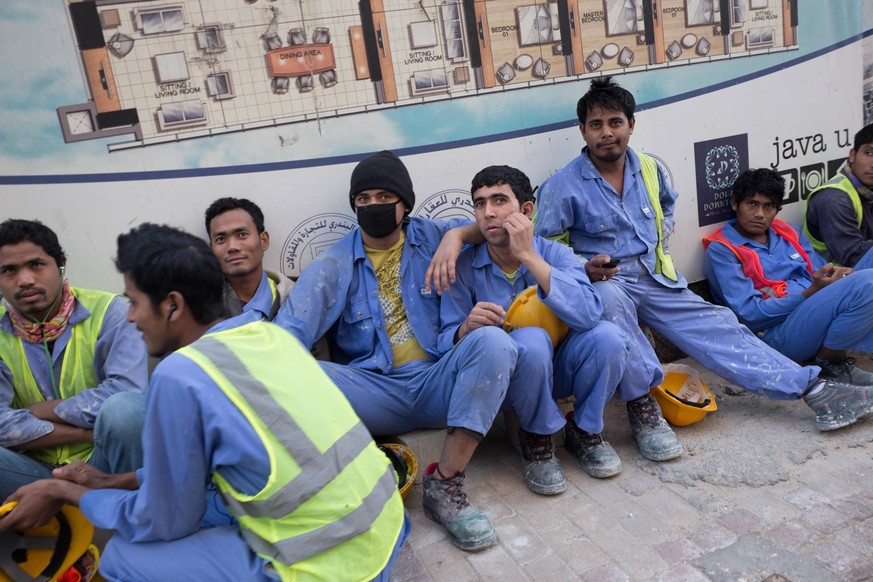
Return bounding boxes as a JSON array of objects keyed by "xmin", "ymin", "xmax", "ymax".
[{"xmin": 5, "ymin": 280, "xmax": 75, "ymax": 343}]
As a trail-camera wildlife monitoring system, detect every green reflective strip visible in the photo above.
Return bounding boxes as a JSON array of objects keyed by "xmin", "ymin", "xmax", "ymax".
[
  {"xmin": 241, "ymin": 464, "xmax": 398, "ymax": 565},
  {"xmin": 191, "ymin": 337, "xmax": 370, "ymax": 519}
]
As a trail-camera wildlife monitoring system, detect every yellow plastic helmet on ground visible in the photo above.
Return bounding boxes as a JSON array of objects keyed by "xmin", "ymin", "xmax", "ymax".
[
  {"xmin": 0, "ymin": 501, "xmax": 98, "ymax": 582},
  {"xmin": 650, "ymin": 363, "xmax": 718, "ymax": 426},
  {"xmin": 377, "ymin": 442, "xmax": 418, "ymax": 501},
  {"xmin": 503, "ymin": 285, "xmax": 570, "ymax": 347}
]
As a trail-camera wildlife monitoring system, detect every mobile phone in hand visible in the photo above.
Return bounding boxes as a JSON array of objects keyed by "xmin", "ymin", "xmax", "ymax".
[{"xmin": 602, "ymin": 258, "xmax": 621, "ymax": 268}]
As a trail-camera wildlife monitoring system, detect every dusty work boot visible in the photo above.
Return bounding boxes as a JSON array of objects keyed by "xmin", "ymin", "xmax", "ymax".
[
  {"xmin": 815, "ymin": 357, "xmax": 873, "ymax": 386},
  {"xmin": 563, "ymin": 415, "xmax": 621, "ymax": 478},
  {"xmin": 803, "ymin": 379, "xmax": 873, "ymax": 431},
  {"xmin": 422, "ymin": 463, "xmax": 496, "ymax": 551},
  {"xmin": 518, "ymin": 429, "xmax": 566, "ymax": 495},
  {"xmin": 626, "ymin": 394, "xmax": 683, "ymax": 461}
]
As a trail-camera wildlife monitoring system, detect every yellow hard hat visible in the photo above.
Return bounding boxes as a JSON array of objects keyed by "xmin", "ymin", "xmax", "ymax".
[
  {"xmin": 650, "ymin": 364, "xmax": 718, "ymax": 426},
  {"xmin": 0, "ymin": 502, "xmax": 96, "ymax": 582},
  {"xmin": 503, "ymin": 285, "xmax": 570, "ymax": 347},
  {"xmin": 377, "ymin": 442, "xmax": 418, "ymax": 501}
]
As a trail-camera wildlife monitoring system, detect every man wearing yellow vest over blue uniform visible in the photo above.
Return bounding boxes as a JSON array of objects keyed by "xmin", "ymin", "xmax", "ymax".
[
  {"xmin": 535, "ymin": 77, "xmax": 873, "ymax": 433},
  {"xmin": 0, "ymin": 223, "xmax": 408, "ymax": 581},
  {"xmin": 0, "ymin": 219, "xmax": 146, "ymax": 501},
  {"xmin": 804, "ymin": 123, "xmax": 873, "ymax": 270},
  {"xmin": 205, "ymin": 197, "xmax": 295, "ymax": 321}
]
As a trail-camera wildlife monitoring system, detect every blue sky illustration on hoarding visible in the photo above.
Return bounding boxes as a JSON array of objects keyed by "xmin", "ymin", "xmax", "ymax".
[{"xmin": 0, "ymin": 2, "xmax": 863, "ymax": 178}]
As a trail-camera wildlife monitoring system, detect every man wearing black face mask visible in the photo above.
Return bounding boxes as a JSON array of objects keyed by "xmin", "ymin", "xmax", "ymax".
[{"xmin": 275, "ymin": 151, "xmax": 527, "ymax": 552}]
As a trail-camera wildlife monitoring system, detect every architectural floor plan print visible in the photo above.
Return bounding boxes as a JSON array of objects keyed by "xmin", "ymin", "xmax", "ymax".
[{"xmin": 58, "ymin": 0, "xmax": 798, "ymax": 150}]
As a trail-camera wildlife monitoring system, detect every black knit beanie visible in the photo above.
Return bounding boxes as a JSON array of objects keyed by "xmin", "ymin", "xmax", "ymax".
[{"xmin": 348, "ymin": 150, "xmax": 415, "ymax": 212}]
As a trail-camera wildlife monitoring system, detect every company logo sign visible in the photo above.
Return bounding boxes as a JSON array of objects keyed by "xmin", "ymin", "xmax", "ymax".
[
  {"xmin": 280, "ymin": 213, "xmax": 356, "ymax": 279},
  {"xmin": 695, "ymin": 134, "xmax": 749, "ymax": 227}
]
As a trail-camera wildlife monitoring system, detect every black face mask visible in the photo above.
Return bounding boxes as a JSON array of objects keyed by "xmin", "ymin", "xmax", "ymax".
[{"xmin": 356, "ymin": 202, "xmax": 402, "ymax": 239}]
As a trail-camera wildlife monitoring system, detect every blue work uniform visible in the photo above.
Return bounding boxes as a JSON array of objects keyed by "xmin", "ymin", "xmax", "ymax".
[
  {"xmin": 80, "ymin": 313, "xmax": 409, "ymax": 581},
  {"xmin": 439, "ymin": 236, "xmax": 630, "ymax": 435},
  {"xmin": 0, "ymin": 296, "xmax": 147, "ymax": 498},
  {"xmin": 535, "ymin": 147, "xmax": 819, "ymax": 400},
  {"xmin": 705, "ymin": 219, "xmax": 873, "ymax": 362},
  {"xmin": 273, "ymin": 217, "xmax": 517, "ymax": 437}
]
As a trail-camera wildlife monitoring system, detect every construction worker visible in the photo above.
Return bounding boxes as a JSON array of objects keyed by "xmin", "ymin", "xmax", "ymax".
[
  {"xmin": 439, "ymin": 165, "xmax": 635, "ymax": 479},
  {"xmin": 274, "ymin": 151, "xmax": 517, "ymax": 551},
  {"xmin": 205, "ymin": 197, "xmax": 293, "ymax": 321},
  {"xmin": 0, "ymin": 223, "xmax": 408, "ymax": 581},
  {"xmin": 0, "ymin": 219, "xmax": 146, "ymax": 500},
  {"xmin": 803, "ymin": 123, "xmax": 873, "ymax": 269},
  {"xmin": 704, "ymin": 168, "xmax": 873, "ymax": 384}
]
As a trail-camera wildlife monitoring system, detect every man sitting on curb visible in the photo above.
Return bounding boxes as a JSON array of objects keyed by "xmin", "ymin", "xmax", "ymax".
[
  {"xmin": 0, "ymin": 223, "xmax": 408, "ymax": 581},
  {"xmin": 535, "ymin": 76, "xmax": 873, "ymax": 432},
  {"xmin": 804, "ymin": 123, "xmax": 873, "ymax": 269},
  {"xmin": 0, "ymin": 219, "xmax": 146, "ymax": 500},
  {"xmin": 439, "ymin": 165, "xmax": 640, "ymax": 480},
  {"xmin": 704, "ymin": 168, "xmax": 873, "ymax": 385},
  {"xmin": 275, "ymin": 150, "xmax": 517, "ymax": 551},
  {"xmin": 205, "ymin": 197, "xmax": 293, "ymax": 321}
]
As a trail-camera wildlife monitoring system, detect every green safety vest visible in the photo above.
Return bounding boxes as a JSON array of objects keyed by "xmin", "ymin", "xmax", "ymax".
[
  {"xmin": 802, "ymin": 174, "xmax": 862, "ymax": 258},
  {"xmin": 179, "ymin": 321, "xmax": 403, "ymax": 581},
  {"xmin": 0, "ymin": 287, "xmax": 114, "ymax": 465},
  {"xmin": 638, "ymin": 153, "xmax": 678, "ymax": 281}
]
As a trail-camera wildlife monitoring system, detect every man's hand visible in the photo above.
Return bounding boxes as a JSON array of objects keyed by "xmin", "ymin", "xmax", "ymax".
[
  {"xmin": 804, "ymin": 263, "xmax": 854, "ymax": 297},
  {"xmin": 0, "ymin": 479, "xmax": 86, "ymax": 532},
  {"xmin": 26, "ymin": 400, "xmax": 63, "ymax": 422},
  {"xmin": 425, "ymin": 229, "xmax": 463, "ymax": 295},
  {"xmin": 53, "ymin": 460, "xmax": 138, "ymax": 491},
  {"xmin": 585, "ymin": 254, "xmax": 621, "ymax": 282},
  {"xmin": 457, "ymin": 302, "xmax": 505, "ymax": 341},
  {"xmin": 504, "ymin": 212, "xmax": 536, "ymax": 261}
]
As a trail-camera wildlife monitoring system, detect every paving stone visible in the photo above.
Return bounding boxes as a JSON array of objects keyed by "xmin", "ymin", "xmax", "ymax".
[
  {"xmin": 761, "ymin": 521, "xmax": 816, "ymax": 548},
  {"xmin": 689, "ymin": 522, "xmax": 737, "ymax": 552},
  {"xmin": 783, "ymin": 487, "xmax": 832, "ymax": 510},
  {"xmin": 832, "ymin": 494, "xmax": 873, "ymax": 521},
  {"xmin": 414, "ymin": 537, "xmax": 479, "ymax": 581},
  {"xmin": 520, "ymin": 553, "xmax": 578, "ymax": 581},
  {"xmin": 620, "ymin": 474, "xmax": 660, "ymax": 497},
  {"xmin": 801, "ymin": 504, "xmax": 851, "ymax": 534},
  {"xmin": 579, "ymin": 564, "xmax": 631, "ymax": 582},
  {"xmin": 644, "ymin": 563, "xmax": 711, "ymax": 582},
  {"xmin": 718, "ymin": 507, "xmax": 763, "ymax": 535},
  {"xmin": 534, "ymin": 522, "xmax": 610, "ymax": 573},
  {"xmin": 692, "ymin": 533, "xmax": 831, "ymax": 581},
  {"xmin": 389, "ymin": 544, "xmax": 429, "ymax": 582},
  {"xmin": 491, "ymin": 513, "xmax": 555, "ymax": 565},
  {"xmin": 635, "ymin": 488, "xmax": 704, "ymax": 534},
  {"xmin": 809, "ymin": 537, "xmax": 864, "ymax": 577},
  {"xmin": 652, "ymin": 537, "xmax": 702, "ymax": 564},
  {"xmin": 715, "ymin": 486, "xmax": 801, "ymax": 526},
  {"xmin": 466, "ymin": 542, "xmax": 530, "ymax": 581},
  {"xmin": 834, "ymin": 521, "xmax": 873, "ymax": 554}
]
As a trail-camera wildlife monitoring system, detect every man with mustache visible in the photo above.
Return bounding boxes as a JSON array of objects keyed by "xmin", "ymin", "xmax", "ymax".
[
  {"xmin": 0, "ymin": 219, "xmax": 147, "ymax": 500},
  {"xmin": 704, "ymin": 168, "xmax": 873, "ymax": 384}
]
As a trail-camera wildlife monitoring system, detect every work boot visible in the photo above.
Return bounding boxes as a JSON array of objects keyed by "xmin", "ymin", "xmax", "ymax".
[
  {"xmin": 518, "ymin": 429, "xmax": 566, "ymax": 495},
  {"xmin": 563, "ymin": 415, "xmax": 621, "ymax": 478},
  {"xmin": 422, "ymin": 463, "xmax": 497, "ymax": 551},
  {"xmin": 803, "ymin": 379, "xmax": 873, "ymax": 431},
  {"xmin": 815, "ymin": 357, "xmax": 873, "ymax": 386},
  {"xmin": 626, "ymin": 394, "xmax": 683, "ymax": 461}
]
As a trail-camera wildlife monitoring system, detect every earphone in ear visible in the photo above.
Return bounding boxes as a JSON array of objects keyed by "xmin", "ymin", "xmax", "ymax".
[
  {"xmin": 60, "ymin": 266, "xmax": 66, "ymax": 276},
  {"xmin": 167, "ymin": 304, "xmax": 177, "ymax": 320}
]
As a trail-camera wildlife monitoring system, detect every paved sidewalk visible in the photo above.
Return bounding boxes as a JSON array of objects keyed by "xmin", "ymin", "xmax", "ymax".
[{"xmin": 391, "ymin": 355, "xmax": 873, "ymax": 582}]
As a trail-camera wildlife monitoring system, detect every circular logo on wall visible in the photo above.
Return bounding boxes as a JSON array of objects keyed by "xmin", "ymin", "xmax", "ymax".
[
  {"xmin": 280, "ymin": 213, "xmax": 357, "ymax": 279},
  {"xmin": 704, "ymin": 145, "xmax": 740, "ymax": 191},
  {"xmin": 412, "ymin": 190, "xmax": 476, "ymax": 221}
]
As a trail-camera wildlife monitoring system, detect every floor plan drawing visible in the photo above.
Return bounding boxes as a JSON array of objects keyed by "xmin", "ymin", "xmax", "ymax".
[{"xmin": 57, "ymin": 0, "xmax": 798, "ymax": 150}]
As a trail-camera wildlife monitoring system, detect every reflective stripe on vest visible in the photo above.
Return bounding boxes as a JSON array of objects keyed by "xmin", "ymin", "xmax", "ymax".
[
  {"xmin": 802, "ymin": 174, "xmax": 862, "ymax": 257},
  {"xmin": 702, "ymin": 219, "xmax": 813, "ymax": 300},
  {"xmin": 179, "ymin": 322, "xmax": 402, "ymax": 578},
  {"xmin": 638, "ymin": 153, "xmax": 678, "ymax": 281},
  {"xmin": 0, "ymin": 288, "xmax": 114, "ymax": 465}
]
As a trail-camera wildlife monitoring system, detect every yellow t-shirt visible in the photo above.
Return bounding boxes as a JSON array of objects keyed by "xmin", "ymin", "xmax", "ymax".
[{"xmin": 365, "ymin": 232, "xmax": 430, "ymax": 367}]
